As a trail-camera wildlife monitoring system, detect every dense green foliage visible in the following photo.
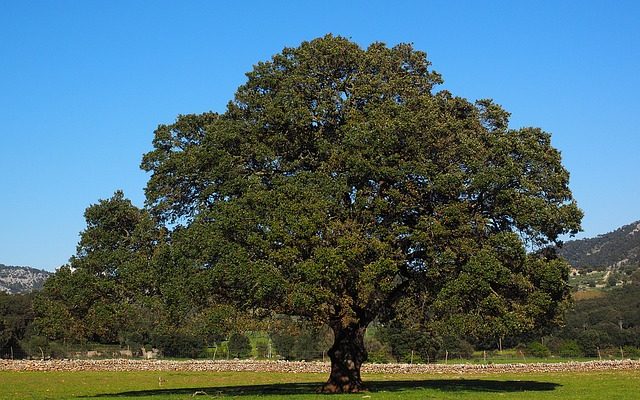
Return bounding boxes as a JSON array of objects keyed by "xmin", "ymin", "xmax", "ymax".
[
  {"xmin": 30, "ymin": 192, "xmax": 243, "ymax": 357},
  {"xmin": 373, "ymin": 273, "xmax": 640, "ymax": 360},
  {"xmin": 0, "ymin": 292, "xmax": 34, "ymax": 358},
  {"xmin": 560, "ymin": 283, "xmax": 640, "ymax": 355},
  {"xmin": 269, "ymin": 316, "xmax": 332, "ymax": 360},
  {"xmin": 140, "ymin": 36, "xmax": 581, "ymax": 388},
  {"xmin": 373, "ymin": 321, "xmax": 476, "ymax": 363},
  {"xmin": 142, "ymin": 36, "xmax": 581, "ymax": 340},
  {"xmin": 33, "ymin": 191, "xmax": 166, "ymax": 344},
  {"xmin": 5, "ymin": 273, "xmax": 640, "ymax": 360}
]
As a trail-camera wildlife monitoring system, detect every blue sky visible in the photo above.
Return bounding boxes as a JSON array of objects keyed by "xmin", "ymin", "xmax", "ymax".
[{"xmin": 1, "ymin": 1, "xmax": 638, "ymax": 271}]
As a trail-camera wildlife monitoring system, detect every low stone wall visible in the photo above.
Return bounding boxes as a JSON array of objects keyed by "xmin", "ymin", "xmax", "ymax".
[{"xmin": 1, "ymin": 359, "xmax": 639, "ymax": 374}]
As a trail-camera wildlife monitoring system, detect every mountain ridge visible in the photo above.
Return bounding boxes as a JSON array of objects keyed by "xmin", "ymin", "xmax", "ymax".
[{"xmin": 559, "ymin": 220, "xmax": 640, "ymax": 269}]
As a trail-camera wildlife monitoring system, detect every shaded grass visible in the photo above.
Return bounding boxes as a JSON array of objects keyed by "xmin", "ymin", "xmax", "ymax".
[
  {"xmin": 0, "ymin": 370, "xmax": 638, "ymax": 399},
  {"xmin": 86, "ymin": 379, "xmax": 558, "ymax": 398}
]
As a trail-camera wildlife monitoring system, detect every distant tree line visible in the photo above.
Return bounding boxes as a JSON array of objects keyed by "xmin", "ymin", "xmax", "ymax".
[
  {"xmin": 3, "ymin": 270, "xmax": 640, "ymax": 360},
  {"xmin": 0, "ymin": 292, "xmax": 34, "ymax": 359}
]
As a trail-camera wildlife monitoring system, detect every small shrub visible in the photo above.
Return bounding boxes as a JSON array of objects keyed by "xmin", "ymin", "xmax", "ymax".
[
  {"xmin": 270, "ymin": 332, "xmax": 295, "ymax": 360},
  {"xmin": 439, "ymin": 337, "xmax": 475, "ymax": 360},
  {"xmin": 227, "ymin": 332, "xmax": 252, "ymax": 359},
  {"xmin": 622, "ymin": 346, "xmax": 640, "ymax": 358},
  {"xmin": 152, "ymin": 333, "xmax": 205, "ymax": 358},
  {"xmin": 255, "ymin": 340, "xmax": 269, "ymax": 359},
  {"xmin": 365, "ymin": 336, "xmax": 394, "ymax": 363},
  {"xmin": 526, "ymin": 341, "xmax": 550, "ymax": 358},
  {"xmin": 19, "ymin": 336, "xmax": 52, "ymax": 359},
  {"xmin": 558, "ymin": 340, "xmax": 583, "ymax": 358}
]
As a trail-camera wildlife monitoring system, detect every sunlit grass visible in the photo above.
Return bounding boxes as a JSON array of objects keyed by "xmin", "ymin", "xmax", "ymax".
[
  {"xmin": 1, "ymin": 370, "xmax": 639, "ymax": 399},
  {"xmin": 573, "ymin": 290, "xmax": 607, "ymax": 301}
]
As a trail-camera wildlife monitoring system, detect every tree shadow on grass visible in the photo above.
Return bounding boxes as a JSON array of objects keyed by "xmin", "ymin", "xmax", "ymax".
[{"xmin": 85, "ymin": 378, "xmax": 560, "ymax": 397}]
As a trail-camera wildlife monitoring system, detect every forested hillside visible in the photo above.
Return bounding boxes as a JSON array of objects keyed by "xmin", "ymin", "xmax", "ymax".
[
  {"xmin": 559, "ymin": 221, "xmax": 640, "ymax": 269},
  {"xmin": 560, "ymin": 280, "xmax": 640, "ymax": 354},
  {"xmin": 0, "ymin": 265, "xmax": 50, "ymax": 294}
]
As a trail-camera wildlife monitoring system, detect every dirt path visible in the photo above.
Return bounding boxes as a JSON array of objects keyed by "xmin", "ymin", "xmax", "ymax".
[{"xmin": 603, "ymin": 269, "xmax": 611, "ymax": 285}]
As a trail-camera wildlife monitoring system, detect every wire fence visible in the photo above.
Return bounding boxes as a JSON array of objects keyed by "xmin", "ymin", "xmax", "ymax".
[{"xmin": 2, "ymin": 340, "xmax": 639, "ymax": 363}]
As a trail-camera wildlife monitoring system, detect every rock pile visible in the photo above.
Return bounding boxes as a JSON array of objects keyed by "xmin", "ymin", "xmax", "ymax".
[{"xmin": 1, "ymin": 359, "xmax": 638, "ymax": 374}]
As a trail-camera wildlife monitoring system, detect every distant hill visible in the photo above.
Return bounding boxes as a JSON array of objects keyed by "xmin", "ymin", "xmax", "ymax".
[
  {"xmin": 0, "ymin": 264, "xmax": 51, "ymax": 294},
  {"xmin": 559, "ymin": 220, "xmax": 640, "ymax": 269}
]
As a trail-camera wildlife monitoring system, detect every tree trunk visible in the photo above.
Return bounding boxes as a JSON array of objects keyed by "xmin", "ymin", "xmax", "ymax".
[{"xmin": 319, "ymin": 323, "xmax": 368, "ymax": 393}]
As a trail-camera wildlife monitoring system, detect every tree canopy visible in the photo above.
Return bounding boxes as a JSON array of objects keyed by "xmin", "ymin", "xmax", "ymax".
[
  {"xmin": 34, "ymin": 191, "xmax": 166, "ymax": 343},
  {"xmin": 140, "ymin": 35, "xmax": 582, "ymax": 392},
  {"xmin": 34, "ymin": 190, "xmax": 251, "ymax": 357}
]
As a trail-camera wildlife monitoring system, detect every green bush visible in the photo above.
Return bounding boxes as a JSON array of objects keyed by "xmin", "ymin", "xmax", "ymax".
[
  {"xmin": 292, "ymin": 331, "xmax": 327, "ymax": 360},
  {"xmin": 526, "ymin": 341, "xmax": 550, "ymax": 358},
  {"xmin": 365, "ymin": 336, "xmax": 394, "ymax": 363},
  {"xmin": 375, "ymin": 322, "xmax": 441, "ymax": 363},
  {"xmin": 269, "ymin": 319, "xmax": 331, "ymax": 361},
  {"xmin": 558, "ymin": 339, "xmax": 583, "ymax": 358},
  {"xmin": 439, "ymin": 337, "xmax": 475, "ymax": 360},
  {"xmin": 544, "ymin": 336, "xmax": 564, "ymax": 354},
  {"xmin": 577, "ymin": 330, "xmax": 609, "ymax": 357},
  {"xmin": 227, "ymin": 332, "xmax": 252, "ymax": 359},
  {"xmin": 255, "ymin": 340, "xmax": 269, "ymax": 359},
  {"xmin": 270, "ymin": 332, "xmax": 296, "ymax": 360},
  {"xmin": 622, "ymin": 345, "xmax": 640, "ymax": 358},
  {"xmin": 152, "ymin": 333, "xmax": 205, "ymax": 358},
  {"xmin": 121, "ymin": 331, "xmax": 147, "ymax": 349},
  {"xmin": 19, "ymin": 336, "xmax": 51, "ymax": 359}
]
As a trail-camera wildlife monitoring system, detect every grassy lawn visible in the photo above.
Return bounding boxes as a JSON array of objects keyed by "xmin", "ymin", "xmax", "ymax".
[{"xmin": 1, "ymin": 370, "xmax": 639, "ymax": 399}]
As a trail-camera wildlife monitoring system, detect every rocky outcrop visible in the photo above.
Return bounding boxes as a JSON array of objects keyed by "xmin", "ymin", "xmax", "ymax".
[{"xmin": 0, "ymin": 264, "xmax": 50, "ymax": 294}]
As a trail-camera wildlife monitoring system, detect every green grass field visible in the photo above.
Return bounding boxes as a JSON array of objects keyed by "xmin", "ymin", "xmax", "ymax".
[{"xmin": 0, "ymin": 370, "xmax": 638, "ymax": 399}]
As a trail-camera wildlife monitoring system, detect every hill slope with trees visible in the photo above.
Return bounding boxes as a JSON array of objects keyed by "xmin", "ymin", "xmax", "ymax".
[{"xmin": 559, "ymin": 221, "xmax": 640, "ymax": 269}]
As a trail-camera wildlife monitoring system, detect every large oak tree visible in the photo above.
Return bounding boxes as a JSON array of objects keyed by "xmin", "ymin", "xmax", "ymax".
[{"xmin": 142, "ymin": 35, "xmax": 582, "ymax": 392}]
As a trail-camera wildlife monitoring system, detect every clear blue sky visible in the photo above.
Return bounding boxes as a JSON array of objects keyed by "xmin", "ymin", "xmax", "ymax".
[{"xmin": 1, "ymin": 1, "xmax": 638, "ymax": 271}]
